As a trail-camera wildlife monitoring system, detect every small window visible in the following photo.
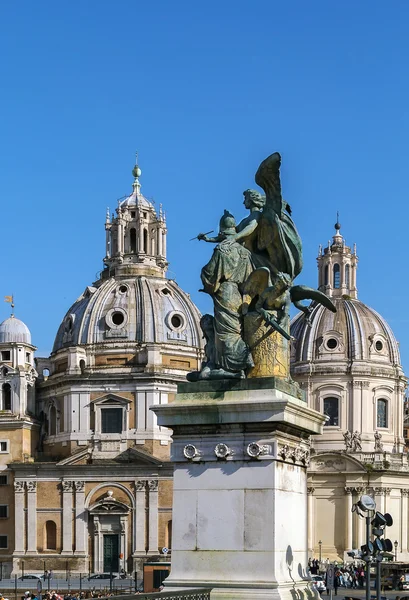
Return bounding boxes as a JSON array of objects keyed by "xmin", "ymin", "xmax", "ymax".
[
  {"xmin": 0, "ymin": 505, "xmax": 8, "ymax": 518},
  {"xmin": 375, "ymin": 340, "xmax": 383, "ymax": 352},
  {"xmin": 171, "ymin": 315, "xmax": 182, "ymax": 329},
  {"xmin": 131, "ymin": 211, "xmax": 136, "ymax": 218},
  {"xmin": 26, "ymin": 353, "xmax": 30, "ymax": 363},
  {"xmin": 130, "ymin": 228, "xmax": 137, "ymax": 253},
  {"xmin": 377, "ymin": 399, "xmax": 388, "ymax": 428},
  {"xmin": 2, "ymin": 367, "xmax": 8, "ymax": 377},
  {"xmin": 0, "ymin": 441, "xmax": 8, "ymax": 453},
  {"xmin": 333, "ymin": 264, "xmax": 340, "ymax": 288},
  {"xmin": 345, "ymin": 264, "xmax": 350, "ymax": 287},
  {"xmin": 101, "ymin": 408, "xmax": 122, "ymax": 433},
  {"xmin": 0, "ymin": 475, "xmax": 8, "ymax": 485},
  {"xmin": 323, "ymin": 397, "xmax": 339, "ymax": 426},
  {"xmin": 1, "ymin": 351, "xmax": 10, "ymax": 361},
  {"xmin": 324, "ymin": 265, "xmax": 329, "ymax": 286},
  {"xmin": 0, "ymin": 536, "xmax": 7, "ymax": 549},
  {"xmin": 143, "ymin": 212, "xmax": 147, "ymax": 219},
  {"xmin": 143, "ymin": 229, "xmax": 148, "ymax": 253},
  {"xmin": 326, "ymin": 338, "xmax": 338, "ymax": 350}
]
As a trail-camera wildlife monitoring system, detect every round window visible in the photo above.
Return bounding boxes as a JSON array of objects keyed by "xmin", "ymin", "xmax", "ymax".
[
  {"xmin": 171, "ymin": 315, "xmax": 182, "ymax": 329},
  {"xmin": 106, "ymin": 308, "xmax": 128, "ymax": 330},
  {"xmin": 327, "ymin": 338, "xmax": 338, "ymax": 350},
  {"xmin": 166, "ymin": 311, "xmax": 186, "ymax": 332},
  {"xmin": 112, "ymin": 312, "xmax": 125, "ymax": 326},
  {"xmin": 118, "ymin": 285, "xmax": 128, "ymax": 294},
  {"xmin": 375, "ymin": 340, "xmax": 383, "ymax": 352}
]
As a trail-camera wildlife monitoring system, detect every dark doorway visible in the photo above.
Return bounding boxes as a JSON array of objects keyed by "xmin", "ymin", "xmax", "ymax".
[{"xmin": 103, "ymin": 534, "xmax": 119, "ymax": 572}]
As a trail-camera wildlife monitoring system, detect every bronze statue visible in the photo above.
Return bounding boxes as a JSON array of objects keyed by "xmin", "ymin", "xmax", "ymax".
[{"xmin": 188, "ymin": 152, "xmax": 336, "ymax": 382}]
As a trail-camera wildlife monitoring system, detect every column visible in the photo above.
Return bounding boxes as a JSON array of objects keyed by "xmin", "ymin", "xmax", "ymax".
[
  {"xmin": 134, "ymin": 480, "xmax": 146, "ymax": 553},
  {"xmin": 307, "ymin": 487, "xmax": 314, "ymax": 555},
  {"xmin": 345, "ymin": 487, "xmax": 353, "ymax": 551},
  {"xmin": 148, "ymin": 479, "xmax": 159, "ymax": 554},
  {"xmin": 14, "ymin": 481, "xmax": 25, "ymax": 553},
  {"xmin": 74, "ymin": 481, "xmax": 87, "ymax": 553},
  {"xmin": 374, "ymin": 487, "xmax": 385, "ymax": 514},
  {"xmin": 62, "ymin": 481, "xmax": 73, "ymax": 554},
  {"xmin": 162, "ymin": 230, "xmax": 167, "ymax": 258},
  {"xmin": 26, "ymin": 481, "xmax": 37, "ymax": 553},
  {"xmin": 120, "ymin": 516, "xmax": 127, "ymax": 570},
  {"xmin": 93, "ymin": 516, "xmax": 101, "ymax": 573},
  {"xmin": 384, "ymin": 488, "xmax": 391, "ymax": 515},
  {"xmin": 401, "ymin": 490, "xmax": 409, "ymax": 554},
  {"xmin": 157, "ymin": 229, "xmax": 162, "ymax": 256}
]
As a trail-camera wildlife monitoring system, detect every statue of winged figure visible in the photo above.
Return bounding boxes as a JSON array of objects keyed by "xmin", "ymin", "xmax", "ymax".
[{"xmin": 188, "ymin": 152, "xmax": 336, "ymax": 381}]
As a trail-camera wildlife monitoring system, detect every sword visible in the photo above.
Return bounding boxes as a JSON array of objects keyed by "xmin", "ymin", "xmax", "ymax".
[
  {"xmin": 249, "ymin": 309, "xmax": 292, "ymax": 350},
  {"xmin": 189, "ymin": 230, "xmax": 214, "ymax": 241}
]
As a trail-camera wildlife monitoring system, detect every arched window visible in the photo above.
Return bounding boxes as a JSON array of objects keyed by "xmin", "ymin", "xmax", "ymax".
[
  {"xmin": 377, "ymin": 399, "xmax": 388, "ymax": 428},
  {"xmin": 345, "ymin": 264, "xmax": 350, "ymax": 288},
  {"xmin": 49, "ymin": 405, "xmax": 57, "ymax": 436},
  {"xmin": 79, "ymin": 360, "xmax": 86, "ymax": 374},
  {"xmin": 143, "ymin": 229, "xmax": 148, "ymax": 253},
  {"xmin": 324, "ymin": 265, "xmax": 329, "ymax": 285},
  {"xmin": 333, "ymin": 264, "xmax": 340, "ymax": 288},
  {"xmin": 130, "ymin": 228, "xmax": 137, "ymax": 253},
  {"xmin": 166, "ymin": 520, "xmax": 172, "ymax": 549},
  {"xmin": 323, "ymin": 397, "xmax": 339, "ymax": 426},
  {"xmin": 2, "ymin": 384, "xmax": 11, "ymax": 411},
  {"xmin": 44, "ymin": 520, "xmax": 57, "ymax": 550}
]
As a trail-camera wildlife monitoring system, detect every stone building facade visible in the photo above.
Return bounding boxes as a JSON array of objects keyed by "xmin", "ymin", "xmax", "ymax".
[
  {"xmin": 291, "ymin": 220, "xmax": 408, "ymax": 562},
  {"xmin": 0, "ymin": 160, "xmax": 203, "ymax": 577}
]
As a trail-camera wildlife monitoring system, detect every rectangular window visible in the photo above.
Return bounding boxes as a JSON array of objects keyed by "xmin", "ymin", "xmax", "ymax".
[
  {"xmin": 1, "ymin": 351, "xmax": 10, "ymax": 361},
  {"xmin": 0, "ymin": 475, "xmax": 8, "ymax": 485},
  {"xmin": 323, "ymin": 397, "xmax": 339, "ymax": 426},
  {"xmin": 0, "ymin": 536, "xmax": 7, "ymax": 549},
  {"xmin": 0, "ymin": 505, "xmax": 8, "ymax": 518},
  {"xmin": 101, "ymin": 408, "xmax": 122, "ymax": 433},
  {"xmin": 377, "ymin": 399, "xmax": 388, "ymax": 428},
  {"xmin": 0, "ymin": 441, "xmax": 9, "ymax": 453},
  {"xmin": 26, "ymin": 352, "xmax": 30, "ymax": 363}
]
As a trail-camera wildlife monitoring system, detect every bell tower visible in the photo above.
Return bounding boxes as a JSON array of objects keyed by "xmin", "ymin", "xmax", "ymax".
[
  {"xmin": 103, "ymin": 156, "xmax": 168, "ymax": 279},
  {"xmin": 317, "ymin": 215, "xmax": 358, "ymax": 299}
]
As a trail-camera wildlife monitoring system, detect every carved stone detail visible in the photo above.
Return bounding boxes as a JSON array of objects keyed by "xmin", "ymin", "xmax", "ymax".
[
  {"xmin": 402, "ymin": 489, "xmax": 409, "ymax": 497},
  {"xmin": 148, "ymin": 479, "xmax": 158, "ymax": 492},
  {"xmin": 74, "ymin": 481, "xmax": 85, "ymax": 492},
  {"xmin": 61, "ymin": 481, "xmax": 73, "ymax": 492},
  {"xmin": 26, "ymin": 481, "xmax": 37, "ymax": 493},
  {"xmin": 307, "ymin": 487, "xmax": 315, "ymax": 495},
  {"xmin": 345, "ymin": 487, "xmax": 354, "ymax": 495},
  {"xmin": 279, "ymin": 443, "xmax": 310, "ymax": 465},
  {"xmin": 384, "ymin": 487, "xmax": 392, "ymax": 496},
  {"xmin": 14, "ymin": 480, "xmax": 25, "ymax": 492},
  {"xmin": 135, "ymin": 480, "xmax": 146, "ymax": 492}
]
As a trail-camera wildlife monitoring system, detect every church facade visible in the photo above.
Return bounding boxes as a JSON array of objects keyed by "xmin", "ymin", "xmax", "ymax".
[
  {"xmin": 0, "ymin": 163, "xmax": 408, "ymax": 576},
  {"xmin": 291, "ymin": 221, "xmax": 408, "ymax": 562},
  {"xmin": 0, "ymin": 160, "xmax": 203, "ymax": 577}
]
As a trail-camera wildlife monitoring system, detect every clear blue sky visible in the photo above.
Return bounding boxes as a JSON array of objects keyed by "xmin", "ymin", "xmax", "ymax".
[{"xmin": 1, "ymin": 1, "xmax": 409, "ymax": 372}]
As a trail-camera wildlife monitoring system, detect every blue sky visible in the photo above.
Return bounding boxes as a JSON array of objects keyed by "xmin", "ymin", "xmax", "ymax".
[{"xmin": 1, "ymin": 1, "xmax": 409, "ymax": 371}]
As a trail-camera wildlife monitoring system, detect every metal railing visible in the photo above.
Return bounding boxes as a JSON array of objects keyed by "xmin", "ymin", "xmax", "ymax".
[{"xmin": 110, "ymin": 592, "xmax": 211, "ymax": 599}]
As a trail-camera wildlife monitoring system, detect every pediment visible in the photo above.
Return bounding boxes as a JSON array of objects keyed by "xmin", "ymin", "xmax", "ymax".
[
  {"xmin": 89, "ymin": 498, "xmax": 130, "ymax": 514},
  {"xmin": 56, "ymin": 448, "xmax": 90, "ymax": 466},
  {"xmin": 113, "ymin": 447, "xmax": 164, "ymax": 466},
  {"xmin": 91, "ymin": 393, "xmax": 131, "ymax": 405},
  {"xmin": 309, "ymin": 452, "xmax": 366, "ymax": 473}
]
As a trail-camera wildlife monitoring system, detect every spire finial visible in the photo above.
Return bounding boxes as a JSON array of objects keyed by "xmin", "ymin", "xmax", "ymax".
[
  {"xmin": 4, "ymin": 294, "xmax": 14, "ymax": 316},
  {"xmin": 335, "ymin": 211, "xmax": 341, "ymax": 232},
  {"xmin": 132, "ymin": 151, "xmax": 142, "ymax": 194}
]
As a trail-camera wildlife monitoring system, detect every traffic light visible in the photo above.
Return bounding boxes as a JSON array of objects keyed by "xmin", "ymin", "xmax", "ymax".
[{"xmin": 371, "ymin": 512, "xmax": 393, "ymax": 556}]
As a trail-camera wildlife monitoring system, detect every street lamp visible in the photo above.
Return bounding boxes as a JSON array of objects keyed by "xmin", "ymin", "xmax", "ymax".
[
  {"xmin": 319, "ymin": 540, "xmax": 322, "ymax": 562},
  {"xmin": 394, "ymin": 540, "xmax": 398, "ymax": 561}
]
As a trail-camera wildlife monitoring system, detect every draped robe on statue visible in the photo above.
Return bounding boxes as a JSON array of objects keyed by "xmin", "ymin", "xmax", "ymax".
[{"xmin": 201, "ymin": 240, "xmax": 254, "ymax": 373}]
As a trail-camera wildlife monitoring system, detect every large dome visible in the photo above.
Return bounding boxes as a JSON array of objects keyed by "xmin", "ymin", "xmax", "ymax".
[
  {"xmin": 0, "ymin": 315, "xmax": 32, "ymax": 344},
  {"xmin": 291, "ymin": 297, "xmax": 401, "ymax": 372},
  {"xmin": 53, "ymin": 276, "xmax": 202, "ymax": 353}
]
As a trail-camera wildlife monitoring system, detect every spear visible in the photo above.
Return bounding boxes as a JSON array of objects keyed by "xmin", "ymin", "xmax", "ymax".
[{"xmin": 189, "ymin": 230, "xmax": 214, "ymax": 241}]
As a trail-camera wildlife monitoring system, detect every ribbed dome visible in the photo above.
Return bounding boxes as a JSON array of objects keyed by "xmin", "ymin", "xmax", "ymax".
[
  {"xmin": 0, "ymin": 315, "xmax": 31, "ymax": 344},
  {"xmin": 291, "ymin": 297, "xmax": 401, "ymax": 368},
  {"xmin": 52, "ymin": 276, "xmax": 202, "ymax": 353},
  {"xmin": 120, "ymin": 187, "xmax": 154, "ymax": 209}
]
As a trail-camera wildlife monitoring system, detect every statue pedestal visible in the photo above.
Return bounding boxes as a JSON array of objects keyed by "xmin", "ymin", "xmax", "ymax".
[{"xmin": 152, "ymin": 378, "xmax": 325, "ymax": 600}]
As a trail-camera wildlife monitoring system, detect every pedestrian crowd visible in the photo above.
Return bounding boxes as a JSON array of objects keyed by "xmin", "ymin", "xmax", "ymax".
[{"xmin": 309, "ymin": 557, "xmax": 367, "ymax": 595}]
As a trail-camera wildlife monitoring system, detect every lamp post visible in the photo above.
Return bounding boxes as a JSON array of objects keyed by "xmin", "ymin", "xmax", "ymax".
[
  {"xmin": 319, "ymin": 540, "xmax": 322, "ymax": 563},
  {"xmin": 394, "ymin": 540, "xmax": 398, "ymax": 561}
]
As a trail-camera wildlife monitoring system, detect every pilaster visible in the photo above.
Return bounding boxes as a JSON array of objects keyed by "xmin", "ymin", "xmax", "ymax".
[
  {"xmin": 147, "ymin": 479, "xmax": 159, "ymax": 554},
  {"xmin": 401, "ymin": 489, "xmax": 409, "ymax": 554},
  {"xmin": 345, "ymin": 487, "xmax": 353, "ymax": 551},
  {"xmin": 14, "ymin": 481, "xmax": 25, "ymax": 553},
  {"xmin": 26, "ymin": 481, "xmax": 37, "ymax": 553},
  {"xmin": 74, "ymin": 481, "xmax": 86, "ymax": 553},
  {"xmin": 307, "ymin": 487, "xmax": 314, "ymax": 555},
  {"xmin": 134, "ymin": 480, "xmax": 146, "ymax": 553},
  {"xmin": 61, "ymin": 480, "xmax": 73, "ymax": 554}
]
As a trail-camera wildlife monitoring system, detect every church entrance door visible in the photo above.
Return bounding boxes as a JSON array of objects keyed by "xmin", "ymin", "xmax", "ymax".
[{"xmin": 103, "ymin": 534, "xmax": 119, "ymax": 573}]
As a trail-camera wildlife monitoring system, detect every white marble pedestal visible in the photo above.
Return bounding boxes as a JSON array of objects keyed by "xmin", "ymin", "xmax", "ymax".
[{"xmin": 152, "ymin": 378, "xmax": 325, "ymax": 600}]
